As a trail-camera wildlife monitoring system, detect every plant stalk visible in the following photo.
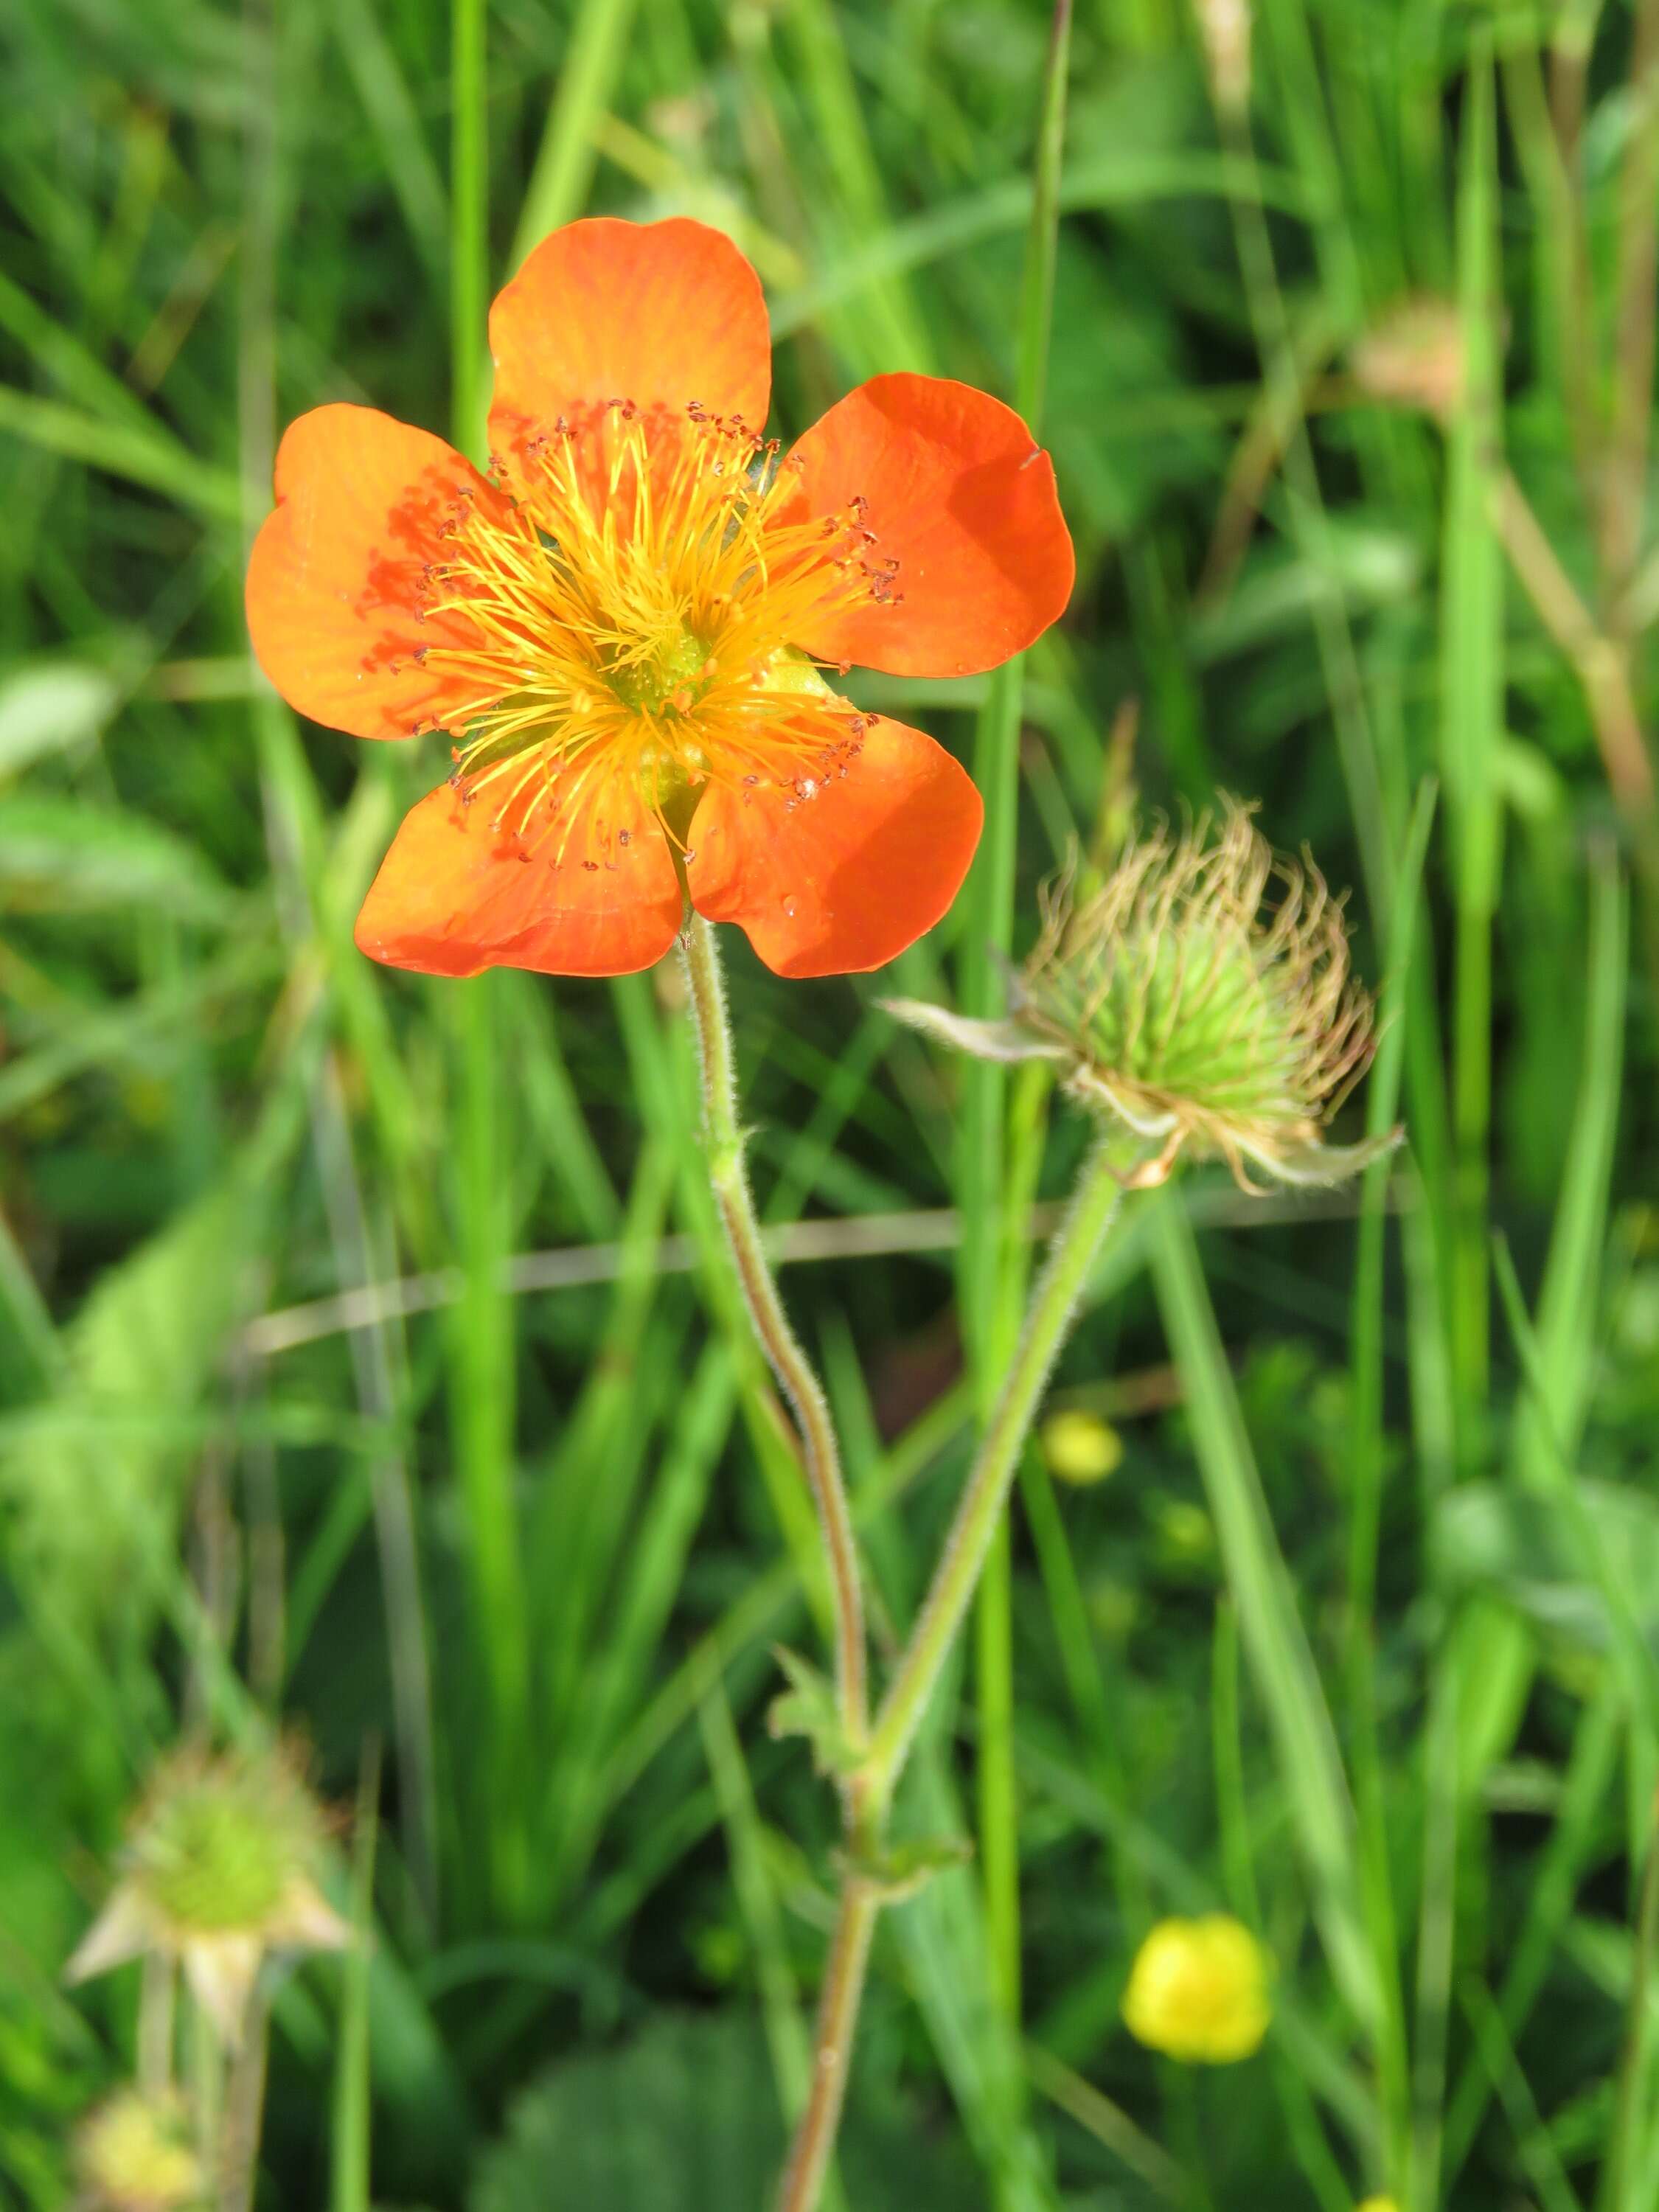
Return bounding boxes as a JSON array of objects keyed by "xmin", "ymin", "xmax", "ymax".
[
  {"xmin": 866, "ymin": 1133, "xmax": 1135, "ymax": 1798},
  {"xmin": 680, "ymin": 914, "xmax": 868, "ymax": 1747},
  {"xmin": 769, "ymin": 1129, "xmax": 1136, "ymax": 2212},
  {"xmin": 774, "ymin": 1878, "xmax": 881, "ymax": 2212}
]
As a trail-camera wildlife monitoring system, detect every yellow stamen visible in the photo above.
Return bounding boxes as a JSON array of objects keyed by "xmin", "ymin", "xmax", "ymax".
[{"xmin": 392, "ymin": 402, "xmax": 895, "ymax": 865}]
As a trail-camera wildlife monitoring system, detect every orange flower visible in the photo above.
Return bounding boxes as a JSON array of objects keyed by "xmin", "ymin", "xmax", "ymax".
[{"xmin": 246, "ymin": 218, "xmax": 1074, "ymax": 978}]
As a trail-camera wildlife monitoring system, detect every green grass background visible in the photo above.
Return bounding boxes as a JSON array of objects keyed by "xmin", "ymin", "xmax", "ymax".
[{"xmin": 3, "ymin": 0, "xmax": 1658, "ymax": 2205}]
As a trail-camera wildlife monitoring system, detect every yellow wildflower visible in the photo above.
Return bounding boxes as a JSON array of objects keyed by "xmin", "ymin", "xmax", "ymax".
[
  {"xmin": 1042, "ymin": 1409, "xmax": 1123, "ymax": 1485},
  {"xmin": 1121, "ymin": 1914, "xmax": 1271, "ymax": 2064}
]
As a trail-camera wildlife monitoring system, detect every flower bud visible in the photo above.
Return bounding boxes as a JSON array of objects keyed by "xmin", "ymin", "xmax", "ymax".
[{"xmin": 1121, "ymin": 1913, "xmax": 1271, "ymax": 2063}]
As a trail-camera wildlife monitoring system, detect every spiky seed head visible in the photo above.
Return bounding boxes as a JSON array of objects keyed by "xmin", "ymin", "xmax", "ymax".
[
  {"xmin": 65, "ymin": 1742, "xmax": 349, "ymax": 2043},
  {"xmin": 128, "ymin": 1744, "xmax": 328, "ymax": 1935},
  {"xmin": 74, "ymin": 2088, "xmax": 203, "ymax": 2211},
  {"xmin": 882, "ymin": 799, "xmax": 1399, "ymax": 1192},
  {"xmin": 1121, "ymin": 1914, "xmax": 1272, "ymax": 2065},
  {"xmin": 1012, "ymin": 801, "xmax": 1388, "ymax": 1189}
]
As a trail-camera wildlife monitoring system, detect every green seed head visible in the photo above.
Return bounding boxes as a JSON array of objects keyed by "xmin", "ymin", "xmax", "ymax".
[
  {"xmin": 128, "ymin": 1745, "xmax": 325, "ymax": 1937},
  {"xmin": 1016, "ymin": 803, "xmax": 1378, "ymax": 1186}
]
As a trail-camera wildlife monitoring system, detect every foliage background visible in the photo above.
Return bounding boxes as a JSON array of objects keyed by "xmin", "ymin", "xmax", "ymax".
[{"xmin": 2, "ymin": 0, "xmax": 1658, "ymax": 2205}]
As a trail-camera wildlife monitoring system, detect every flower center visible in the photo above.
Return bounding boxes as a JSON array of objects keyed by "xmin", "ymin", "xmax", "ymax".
[
  {"xmin": 604, "ymin": 619, "xmax": 712, "ymax": 717},
  {"xmin": 139, "ymin": 1784, "xmax": 293, "ymax": 1931},
  {"xmin": 393, "ymin": 403, "xmax": 900, "ymax": 864}
]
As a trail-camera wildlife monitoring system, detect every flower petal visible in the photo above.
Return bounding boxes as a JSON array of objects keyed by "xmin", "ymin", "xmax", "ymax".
[
  {"xmin": 784, "ymin": 374, "xmax": 1074, "ymax": 678},
  {"xmin": 487, "ymin": 218, "xmax": 771, "ymax": 483},
  {"xmin": 685, "ymin": 713, "xmax": 982, "ymax": 976},
  {"xmin": 246, "ymin": 404, "xmax": 515, "ymax": 742},
  {"xmin": 355, "ymin": 771, "xmax": 684, "ymax": 978}
]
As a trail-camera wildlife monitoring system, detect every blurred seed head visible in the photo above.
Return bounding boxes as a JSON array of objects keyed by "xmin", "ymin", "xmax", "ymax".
[
  {"xmin": 1121, "ymin": 1913, "xmax": 1271, "ymax": 2064},
  {"xmin": 1041, "ymin": 1408, "xmax": 1124, "ymax": 1485},
  {"xmin": 1152, "ymin": 1496, "xmax": 1217, "ymax": 1573},
  {"xmin": 74, "ymin": 2088, "xmax": 202, "ymax": 2212},
  {"xmin": 1352, "ymin": 299, "xmax": 1464, "ymax": 422},
  {"xmin": 65, "ymin": 1742, "xmax": 349, "ymax": 2043},
  {"xmin": 1196, "ymin": 0, "xmax": 1252, "ymax": 116}
]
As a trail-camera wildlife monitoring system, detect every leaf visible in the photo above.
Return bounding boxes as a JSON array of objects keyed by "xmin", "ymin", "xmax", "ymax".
[
  {"xmin": 836, "ymin": 1832, "xmax": 975, "ymax": 1905},
  {"xmin": 470, "ymin": 2011, "xmax": 975, "ymax": 2212},
  {"xmin": 0, "ymin": 796, "xmax": 235, "ymax": 920},
  {"xmin": 0, "ymin": 1178, "xmax": 260, "ymax": 1651},
  {"xmin": 0, "ymin": 662, "xmax": 117, "ymax": 779},
  {"xmin": 765, "ymin": 1644, "xmax": 863, "ymax": 1779},
  {"xmin": 1431, "ymin": 1481, "xmax": 1659, "ymax": 1656}
]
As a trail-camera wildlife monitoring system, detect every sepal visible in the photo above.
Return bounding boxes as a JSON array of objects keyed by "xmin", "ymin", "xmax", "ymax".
[
  {"xmin": 834, "ymin": 1832, "xmax": 974, "ymax": 1905},
  {"xmin": 766, "ymin": 1646, "xmax": 863, "ymax": 1779},
  {"xmin": 878, "ymin": 998, "xmax": 1068, "ymax": 1063}
]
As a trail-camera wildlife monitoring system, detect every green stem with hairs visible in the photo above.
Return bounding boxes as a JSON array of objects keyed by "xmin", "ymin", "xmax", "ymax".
[
  {"xmin": 680, "ymin": 914, "xmax": 868, "ymax": 1748},
  {"xmin": 683, "ymin": 911, "xmax": 1139, "ymax": 2212},
  {"xmin": 864, "ymin": 1133, "xmax": 1135, "ymax": 1798},
  {"xmin": 773, "ymin": 1127, "xmax": 1136, "ymax": 2212},
  {"xmin": 773, "ymin": 1877, "xmax": 882, "ymax": 2212}
]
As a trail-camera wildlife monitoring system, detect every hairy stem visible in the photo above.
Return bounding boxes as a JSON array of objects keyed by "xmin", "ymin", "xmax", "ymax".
[
  {"xmin": 771, "ymin": 1125, "xmax": 1139, "ymax": 2211},
  {"xmin": 774, "ymin": 1878, "xmax": 881, "ymax": 2212},
  {"xmin": 680, "ymin": 913, "xmax": 868, "ymax": 1746}
]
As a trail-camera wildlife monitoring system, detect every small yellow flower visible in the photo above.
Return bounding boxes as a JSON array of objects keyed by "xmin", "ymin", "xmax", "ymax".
[
  {"xmin": 1122, "ymin": 1914, "xmax": 1271, "ymax": 2064},
  {"xmin": 1355, "ymin": 2200, "xmax": 1400, "ymax": 2212},
  {"xmin": 74, "ymin": 2087, "xmax": 202, "ymax": 2211},
  {"xmin": 1042, "ymin": 1409, "xmax": 1123, "ymax": 1485},
  {"xmin": 65, "ymin": 1742, "xmax": 348, "ymax": 2044}
]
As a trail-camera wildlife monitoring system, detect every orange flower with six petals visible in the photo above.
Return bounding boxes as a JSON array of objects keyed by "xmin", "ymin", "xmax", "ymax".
[{"xmin": 246, "ymin": 218, "xmax": 1074, "ymax": 978}]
